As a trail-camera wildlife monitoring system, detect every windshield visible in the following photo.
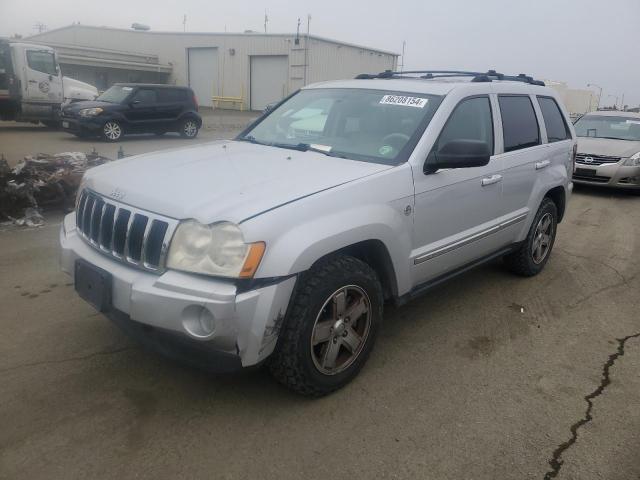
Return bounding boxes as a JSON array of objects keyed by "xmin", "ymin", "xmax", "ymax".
[
  {"xmin": 97, "ymin": 85, "xmax": 134, "ymax": 104},
  {"xmin": 239, "ymin": 88, "xmax": 442, "ymax": 164},
  {"xmin": 574, "ymin": 115, "xmax": 640, "ymax": 141}
]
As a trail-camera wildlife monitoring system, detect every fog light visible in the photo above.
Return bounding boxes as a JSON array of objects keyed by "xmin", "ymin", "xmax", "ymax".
[{"xmin": 181, "ymin": 305, "xmax": 216, "ymax": 339}]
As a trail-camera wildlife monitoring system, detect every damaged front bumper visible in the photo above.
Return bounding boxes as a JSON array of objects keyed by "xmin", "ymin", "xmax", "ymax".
[{"xmin": 60, "ymin": 213, "xmax": 296, "ymax": 370}]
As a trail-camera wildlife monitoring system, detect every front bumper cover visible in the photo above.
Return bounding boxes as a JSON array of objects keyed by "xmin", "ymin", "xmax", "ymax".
[
  {"xmin": 60, "ymin": 213, "xmax": 296, "ymax": 369},
  {"xmin": 573, "ymin": 162, "xmax": 640, "ymax": 189}
]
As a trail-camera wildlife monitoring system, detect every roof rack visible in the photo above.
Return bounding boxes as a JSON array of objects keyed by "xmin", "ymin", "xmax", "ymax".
[{"xmin": 355, "ymin": 69, "xmax": 545, "ymax": 86}]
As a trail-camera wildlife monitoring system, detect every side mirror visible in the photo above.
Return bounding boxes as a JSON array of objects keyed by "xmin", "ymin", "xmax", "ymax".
[{"xmin": 425, "ymin": 139, "xmax": 491, "ymax": 174}]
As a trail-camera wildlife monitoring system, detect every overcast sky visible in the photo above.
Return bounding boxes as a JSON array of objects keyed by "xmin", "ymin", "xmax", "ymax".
[{"xmin": 2, "ymin": 0, "xmax": 639, "ymax": 106}]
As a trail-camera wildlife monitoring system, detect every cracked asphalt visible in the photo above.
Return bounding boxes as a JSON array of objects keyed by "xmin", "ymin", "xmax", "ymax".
[{"xmin": 1, "ymin": 172, "xmax": 639, "ymax": 477}]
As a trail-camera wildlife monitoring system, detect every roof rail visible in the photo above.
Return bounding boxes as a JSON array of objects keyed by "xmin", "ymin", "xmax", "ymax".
[{"xmin": 355, "ymin": 69, "xmax": 545, "ymax": 86}]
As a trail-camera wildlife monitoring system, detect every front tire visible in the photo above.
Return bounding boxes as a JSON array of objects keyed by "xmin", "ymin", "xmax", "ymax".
[
  {"xmin": 269, "ymin": 255, "xmax": 383, "ymax": 396},
  {"xmin": 504, "ymin": 197, "xmax": 558, "ymax": 276},
  {"xmin": 101, "ymin": 120, "xmax": 123, "ymax": 142}
]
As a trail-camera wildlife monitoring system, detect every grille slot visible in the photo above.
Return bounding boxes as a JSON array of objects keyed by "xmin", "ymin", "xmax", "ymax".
[
  {"xmin": 575, "ymin": 153, "xmax": 621, "ymax": 166},
  {"xmin": 75, "ymin": 190, "xmax": 176, "ymax": 272}
]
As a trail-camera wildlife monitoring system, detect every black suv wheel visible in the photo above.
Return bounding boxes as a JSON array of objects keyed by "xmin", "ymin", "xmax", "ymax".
[
  {"xmin": 180, "ymin": 118, "xmax": 199, "ymax": 139},
  {"xmin": 102, "ymin": 120, "xmax": 123, "ymax": 142}
]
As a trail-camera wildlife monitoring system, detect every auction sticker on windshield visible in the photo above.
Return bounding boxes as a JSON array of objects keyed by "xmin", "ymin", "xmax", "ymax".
[{"xmin": 379, "ymin": 95, "xmax": 428, "ymax": 108}]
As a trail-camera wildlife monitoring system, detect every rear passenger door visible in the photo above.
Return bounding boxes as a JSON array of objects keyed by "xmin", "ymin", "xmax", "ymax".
[
  {"xmin": 495, "ymin": 94, "xmax": 546, "ymax": 238},
  {"xmin": 125, "ymin": 87, "xmax": 158, "ymax": 128},
  {"xmin": 156, "ymin": 88, "xmax": 187, "ymax": 127}
]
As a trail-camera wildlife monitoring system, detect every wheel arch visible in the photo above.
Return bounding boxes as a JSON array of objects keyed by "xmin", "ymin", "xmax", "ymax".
[
  {"xmin": 320, "ymin": 239, "xmax": 399, "ymax": 300},
  {"xmin": 544, "ymin": 185, "xmax": 566, "ymax": 222}
]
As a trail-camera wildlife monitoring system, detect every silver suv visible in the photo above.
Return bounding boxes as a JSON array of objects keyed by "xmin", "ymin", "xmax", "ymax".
[{"xmin": 60, "ymin": 70, "xmax": 576, "ymax": 396}]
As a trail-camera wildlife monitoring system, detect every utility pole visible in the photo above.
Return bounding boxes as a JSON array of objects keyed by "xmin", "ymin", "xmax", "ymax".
[
  {"xmin": 400, "ymin": 41, "xmax": 406, "ymax": 72},
  {"xmin": 587, "ymin": 83, "xmax": 602, "ymax": 110},
  {"xmin": 264, "ymin": 11, "xmax": 268, "ymax": 33},
  {"xmin": 183, "ymin": 14, "xmax": 187, "ymax": 32},
  {"xmin": 303, "ymin": 14, "xmax": 311, "ymax": 86},
  {"xmin": 33, "ymin": 22, "xmax": 47, "ymax": 34}
]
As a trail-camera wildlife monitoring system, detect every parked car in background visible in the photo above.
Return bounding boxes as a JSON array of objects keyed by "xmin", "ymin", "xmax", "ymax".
[
  {"xmin": 61, "ymin": 83, "xmax": 201, "ymax": 141},
  {"xmin": 572, "ymin": 111, "xmax": 640, "ymax": 190},
  {"xmin": 60, "ymin": 70, "xmax": 575, "ymax": 396}
]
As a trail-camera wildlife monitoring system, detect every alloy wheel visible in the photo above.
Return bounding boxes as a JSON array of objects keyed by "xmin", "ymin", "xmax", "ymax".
[
  {"xmin": 103, "ymin": 122, "xmax": 122, "ymax": 140},
  {"xmin": 532, "ymin": 212, "xmax": 554, "ymax": 264},
  {"xmin": 310, "ymin": 285, "xmax": 372, "ymax": 375},
  {"xmin": 183, "ymin": 120, "xmax": 198, "ymax": 137}
]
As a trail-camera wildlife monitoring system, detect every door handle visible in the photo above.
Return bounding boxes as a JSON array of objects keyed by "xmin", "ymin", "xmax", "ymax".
[
  {"xmin": 535, "ymin": 160, "xmax": 551, "ymax": 170},
  {"xmin": 28, "ymin": 80, "xmax": 37, "ymax": 83},
  {"xmin": 481, "ymin": 174, "xmax": 503, "ymax": 186}
]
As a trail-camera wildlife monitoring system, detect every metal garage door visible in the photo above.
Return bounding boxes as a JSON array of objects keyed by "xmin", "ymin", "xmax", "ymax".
[
  {"xmin": 188, "ymin": 48, "xmax": 218, "ymax": 108},
  {"xmin": 250, "ymin": 55, "xmax": 289, "ymax": 111}
]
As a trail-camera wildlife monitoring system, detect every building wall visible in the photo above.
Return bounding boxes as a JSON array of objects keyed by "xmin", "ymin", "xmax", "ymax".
[
  {"xmin": 30, "ymin": 25, "xmax": 398, "ymax": 110},
  {"xmin": 545, "ymin": 80, "xmax": 597, "ymax": 117}
]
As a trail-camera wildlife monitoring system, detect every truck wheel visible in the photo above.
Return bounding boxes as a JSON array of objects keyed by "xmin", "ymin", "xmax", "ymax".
[
  {"xmin": 504, "ymin": 197, "xmax": 558, "ymax": 277},
  {"xmin": 102, "ymin": 121, "xmax": 123, "ymax": 142},
  {"xmin": 179, "ymin": 118, "xmax": 199, "ymax": 138},
  {"xmin": 269, "ymin": 255, "xmax": 383, "ymax": 396}
]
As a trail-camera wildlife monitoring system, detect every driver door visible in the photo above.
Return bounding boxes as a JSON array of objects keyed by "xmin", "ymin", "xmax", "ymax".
[
  {"xmin": 24, "ymin": 48, "xmax": 63, "ymax": 104},
  {"xmin": 411, "ymin": 95, "xmax": 506, "ymax": 286}
]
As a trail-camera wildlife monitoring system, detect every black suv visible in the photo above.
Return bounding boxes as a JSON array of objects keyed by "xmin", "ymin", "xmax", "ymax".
[{"xmin": 61, "ymin": 84, "xmax": 202, "ymax": 141}]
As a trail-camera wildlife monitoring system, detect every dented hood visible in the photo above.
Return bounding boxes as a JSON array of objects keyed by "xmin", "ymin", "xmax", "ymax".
[{"xmin": 83, "ymin": 140, "xmax": 391, "ymax": 223}]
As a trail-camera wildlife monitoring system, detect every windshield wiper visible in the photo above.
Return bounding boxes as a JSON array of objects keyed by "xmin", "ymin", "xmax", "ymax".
[{"xmin": 239, "ymin": 138, "xmax": 348, "ymax": 158}]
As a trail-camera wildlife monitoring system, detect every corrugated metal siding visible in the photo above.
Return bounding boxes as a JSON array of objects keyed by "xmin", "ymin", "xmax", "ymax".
[{"xmin": 31, "ymin": 26, "xmax": 398, "ymax": 110}]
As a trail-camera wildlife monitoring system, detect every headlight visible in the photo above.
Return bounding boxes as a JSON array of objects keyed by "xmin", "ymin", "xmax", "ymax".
[
  {"xmin": 623, "ymin": 152, "xmax": 640, "ymax": 166},
  {"xmin": 79, "ymin": 107, "xmax": 103, "ymax": 117},
  {"xmin": 167, "ymin": 221, "xmax": 265, "ymax": 278}
]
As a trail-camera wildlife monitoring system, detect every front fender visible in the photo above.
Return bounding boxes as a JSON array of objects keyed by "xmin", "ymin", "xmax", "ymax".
[{"xmin": 240, "ymin": 165, "xmax": 415, "ymax": 296}]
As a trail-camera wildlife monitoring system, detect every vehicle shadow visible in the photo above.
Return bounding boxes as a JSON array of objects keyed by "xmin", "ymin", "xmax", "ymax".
[{"xmin": 572, "ymin": 183, "xmax": 640, "ymax": 198}]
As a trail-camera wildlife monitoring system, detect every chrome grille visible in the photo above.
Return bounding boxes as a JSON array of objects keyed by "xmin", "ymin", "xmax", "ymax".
[
  {"xmin": 575, "ymin": 153, "xmax": 621, "ymax": 166},
  {"xmin": 76, "ymin": 189, "xmax": 177, "ymax": 273}
]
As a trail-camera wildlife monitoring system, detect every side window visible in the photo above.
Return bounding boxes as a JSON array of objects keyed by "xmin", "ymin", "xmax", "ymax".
[
  {"xmin": 498, "ymin": 95, "xmax": 540, "ymax": 152},
  {"xmin": 133, "ymin": 88, "xmax": 157, "ymax": 104},
  {"xmin": 26, "ymin": 50, "xmax": 58, "ymax": 76},
  {"xmin": 537, "ymin": 96, "xmax": 570, "ymax": 142},
  {"xmin": 435, "ymin": 96, "xmax": 494, "ymax": 154},
  {"xmin": 158, "ymin": 88, "xmax": 188, "ymax": 102}
]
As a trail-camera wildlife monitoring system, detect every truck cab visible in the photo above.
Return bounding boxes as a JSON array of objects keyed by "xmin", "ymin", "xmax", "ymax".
[{"xmin": 0, "ymin": 40, "xmax": 65, "ymax": 123}]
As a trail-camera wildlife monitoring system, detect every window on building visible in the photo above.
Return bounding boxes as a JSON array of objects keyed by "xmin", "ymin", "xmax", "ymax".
[
  {"xmin": 499, "ymin": 96, "xmax": 541, "ymax": 152},
  {"xmin": 537, "ymin": 97, "xmax": 570, "ymax": 142}
]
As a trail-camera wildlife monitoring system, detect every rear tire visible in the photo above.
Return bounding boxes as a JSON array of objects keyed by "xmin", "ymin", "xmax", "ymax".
[
  {"xmin": 269, "ymin": 255, "xmax": 383, "ymax": 396},
  {"xmin": 179, "ymin": 118, "xmax": 199, "ymax": 139},
  {"xmin": 504, "ymin": 197, "xmax": 558, "ymax": 276}
]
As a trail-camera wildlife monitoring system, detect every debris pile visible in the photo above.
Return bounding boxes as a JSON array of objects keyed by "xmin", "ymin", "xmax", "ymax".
[{"xmin": 0, "ymin": 151, "xmax": 112, "ymax": 227}]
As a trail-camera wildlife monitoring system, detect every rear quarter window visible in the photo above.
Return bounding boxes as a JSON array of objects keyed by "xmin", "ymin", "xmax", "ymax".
[
  {"xmin": 537, "ymin": 96, "xmax": 570, "ymax": 142},
  {"xmin": 158, "ymin": 88, "xmax": 188, "ymax": 102},
  {"xmin": 499, "ymin": 95, "xmax": 540, "ymax": 152}
]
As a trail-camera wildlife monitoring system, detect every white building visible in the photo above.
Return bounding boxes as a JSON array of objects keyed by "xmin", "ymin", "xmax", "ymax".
[
  {"xmin": 544, "ymin": 80, "xmax": 598, "ymax": 117},
  {"xmin": 30, "ymin": 24, "xmax": 398, "ymax": 110}
]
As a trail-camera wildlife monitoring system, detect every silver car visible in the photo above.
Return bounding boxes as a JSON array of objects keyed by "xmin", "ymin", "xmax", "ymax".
[
  {"xmin": 573, "ymin": 111, "xmax": 640, "ymax": 190},
  {"xmin": 60, "ymin": 70, "xmax": 575, "ymax": 395}
]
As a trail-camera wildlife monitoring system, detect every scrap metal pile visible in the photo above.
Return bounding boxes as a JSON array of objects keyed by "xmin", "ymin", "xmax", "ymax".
[{"xmin": 0, "ymin": 151, "xmax": 111, "ymax": 227}]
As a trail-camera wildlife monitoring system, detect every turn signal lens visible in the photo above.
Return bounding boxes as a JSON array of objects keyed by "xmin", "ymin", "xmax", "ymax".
[{"xmin": 240, "ymin": 242, "xmax": 266, "ymax": 279}]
